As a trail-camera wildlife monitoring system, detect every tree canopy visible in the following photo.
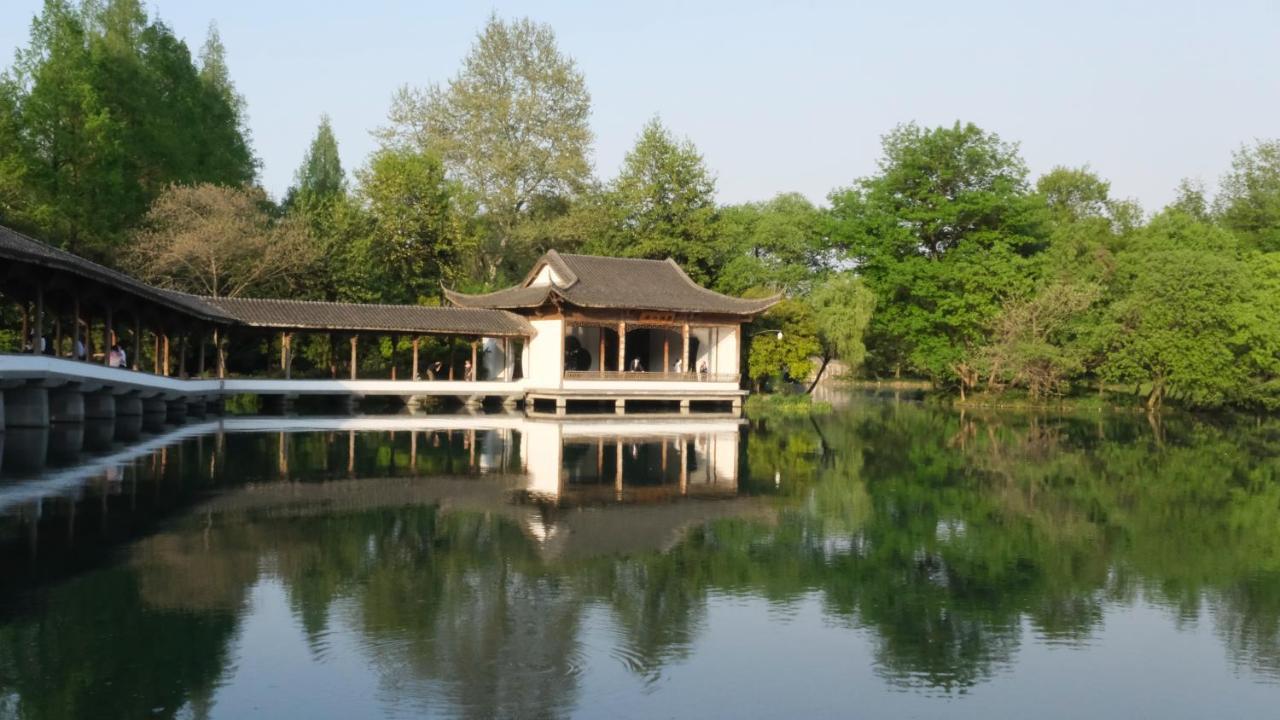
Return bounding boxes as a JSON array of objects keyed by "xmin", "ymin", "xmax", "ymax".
[
  {"xmin": 0, "ymin": 0, "xmax": 256, "ymax": 260},
  {"xmin": 2, "ymin": 6, "xmax": 1280, "ymax": 412},
  {"xmin": 380, "ymin": 14, "xmax": 592, "ymax": 283}
]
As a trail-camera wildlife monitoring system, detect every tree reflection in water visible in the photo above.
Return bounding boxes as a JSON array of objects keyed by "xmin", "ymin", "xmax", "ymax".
[{"xmin": 0, "ymin": 399, "xmax": 1279, "ymax": 717}]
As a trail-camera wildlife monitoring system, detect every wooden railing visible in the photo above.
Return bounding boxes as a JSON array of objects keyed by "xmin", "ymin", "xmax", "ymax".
[{"xmin": 563, "ymin": 370, "xmax": 739, "ymax": 383}]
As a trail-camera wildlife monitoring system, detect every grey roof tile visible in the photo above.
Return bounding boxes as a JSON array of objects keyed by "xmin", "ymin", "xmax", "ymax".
[
  {"xmin": 446, "ymin": 250, "xmax": 781, "ymax": 316},
  {"xmin": 199, "ymin": 296, "xmax": 534, "ymax": 336}
]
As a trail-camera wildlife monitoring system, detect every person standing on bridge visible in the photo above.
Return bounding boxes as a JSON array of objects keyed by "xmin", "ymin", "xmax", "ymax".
[{"xmin": 463, "ymin": 359, "xmax": 474, "ymax": 381}]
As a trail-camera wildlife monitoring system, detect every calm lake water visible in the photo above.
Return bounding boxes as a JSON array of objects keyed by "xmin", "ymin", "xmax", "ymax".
[{"xmin": 2, "ymin": 393, "xmax": 1280, "ymax": 718}]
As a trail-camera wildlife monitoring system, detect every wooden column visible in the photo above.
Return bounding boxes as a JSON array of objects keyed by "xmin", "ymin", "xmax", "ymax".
[
  {"xmin": 615, "ymin": 440, "xmax": 623, "ymax": 498},
  {"xmin": 198, "ymin": 333, "xmax": 207, "ymax": 377},
  {"xmin": 410, "ymin": 431, "xmax": 418, "ymax": 474},
  {"xmin": 178, "ymin": 333, "xmax": 187, "ymax": 377},
  {"xmin": 133, "ymin": 314, "xmax": 141, "ymax": 370},
  {"xmin": 19, "ymin": 302, "xmax": 28, "ymax": 353},
  {"xmin": 32, "ymin": 284, "xmax": 43, "ymax": 354},
  {"xmin": 103, "ymin": 306, "xmax": 113, "ymax": 366},
  {"xmin": 598, "ymin": 330, "xmax": 606, "ymax": 375},
  {"xmin": 73, "ymin": 296, "xmax": 82, "ymax": 360},
  {"xmin": 390, "ymin": 334, "xmax": 398, "ymax": 380},
  {"xmin": 162, "ymin": 332, "xmax": 171, "ymax": 376},
  {"xmin": 681, "ymin": 322, "xmax": 689, "ymax": 374},
  {"xmin": 215, "ymin": 327, "xmax": 226, "ymax": 379},
  {"xmin": 153, "ymin": 333, "xmax": 161, "ymax": 374},
  {"xmin": 663, "ymin": 335, "xmax": 670, "ymax": 374},
  {"xmin": 412, "ymin": 336, "xmax": 420, "ymax": 380},
  {"xmin": 679, "ymin": 439, "xmax": 688, "ymax": 495},
  {"xmin": 349, "ymin": 335, "xmax": 358, "ymax": 380},
  {"xmin": 280, "ymin": 332, "xmax": 294, "ymax": 380},
  {"xmin": 618, "ymin": 321, "xmax": 626, "ymax": 372},
  {"xmin": 470, "ymin": 340, "xmax": 478, "ymax": 381},
  {"xmin": 347, "ymin": 430, "xmax": 355, "ymax": 476}
]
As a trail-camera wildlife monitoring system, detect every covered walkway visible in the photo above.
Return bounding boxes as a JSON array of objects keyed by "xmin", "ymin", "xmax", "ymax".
[{"xmin": 0, "ymin": 225, "xmax": 535, "ymax": 428}]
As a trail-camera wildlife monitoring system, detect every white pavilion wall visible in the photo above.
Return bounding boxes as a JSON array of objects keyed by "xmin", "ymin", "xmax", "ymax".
[{"xmin": 526, "ymin": 318, "xmax": 564, "ymax": 387}]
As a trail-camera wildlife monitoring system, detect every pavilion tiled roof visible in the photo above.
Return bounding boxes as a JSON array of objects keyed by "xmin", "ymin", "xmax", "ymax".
[
  {"xmin": 198, "ymin": 296, "xmax": 534, "ymax": 337},
  {"xmin": 444, "ymin": 250, "xmax": 781, "ymax": 316}
]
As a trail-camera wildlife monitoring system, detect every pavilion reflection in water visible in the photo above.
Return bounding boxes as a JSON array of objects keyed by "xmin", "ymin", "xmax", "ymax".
[
  {"xmin": 0, "ymin": 414, "xmax": 746, "ymax": 565},
  {"xmin": 518, "ymin": 418, "xmax": 739, "ymax": 504}
]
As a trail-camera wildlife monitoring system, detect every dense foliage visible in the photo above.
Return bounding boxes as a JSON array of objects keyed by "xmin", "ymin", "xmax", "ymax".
[{"xmin": 1, "ymin": 5, "xmax": 1278, "ymax": 409}]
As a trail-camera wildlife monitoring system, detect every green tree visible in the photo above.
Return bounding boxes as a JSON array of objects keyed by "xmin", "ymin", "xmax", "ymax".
[
  {"xmin": 0, "ymin": 1, "xmax": 255, "ymax": 260},
  {"xmin": 0, "ymin": 0, "xmax": 126, "ymax": 256},
  {"xmin": 1215, "ymin": 139, "xmax": 1280, "ymax": 251},
  {"xmin": 748, "ymin": 298, "xmax": 821, "ymax": 389},
  {"xmin": 590, "ymin": 118, "xmax": 720, "ymax": 284},
  {"xmin": 194, "ymin": 23, "xmax": 257, "ymax": 185},
  {"xmin": 380, "ymin": 14, "xmax": 592, "ymax": 283},
  {"xmin": 1098, "ymin": 210, "xmax": 1256, "ymax": 409},
  {"xmin": 830, "ymin": 122, "xmax": 1046, "ymax": 384},
  {"xmin": 357, "ymin": 148, "xmax": 462, "ymax": 304},
  {"xmin": 715, "ymin": 192, "xmax": 831, "ymax": 295},
  {"xmin": 286, "ymin": 114, "xmax": 344, "ymax": 208}
]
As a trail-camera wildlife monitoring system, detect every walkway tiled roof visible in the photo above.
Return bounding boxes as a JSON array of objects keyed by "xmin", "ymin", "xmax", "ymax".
[
  {"xmin": 0, "ymin": 225, "xmax": 235, "ymax": 322},
  {"xmin": 1, "ymin": 224, "xmax": 533, "ymax": 336},
  {"xmin": 198, "ymin": 296, "xmax": 534, "ymax": 337},
  {"xmin": 444, "ymin": 250, "xmax": 781, "ymax": 316}
]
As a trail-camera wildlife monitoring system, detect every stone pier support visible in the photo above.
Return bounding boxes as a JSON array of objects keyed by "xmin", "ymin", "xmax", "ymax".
[
  {"xmin": 116, "ymin": 394, "xmax": 143, "ymax": 417},
  {"xmin": 615, "ymin": 399, "xmax": 626, "ymax": 415},
  {"xmin": 680, "ymin": 399, "xmax": 691, "ymax": 416},
  {"xmin": 166, "ymin": 399, "xmax": 188, "ymax": 422},
  {"xmin": 114, "ymin": 415, "xmax": 142, "ymax": 443},
  {"xmin": 4, "ymin": 387, "xmax": 50, "ymax": 428},
  {"xmin": 48, "ymin": 423, "xmax": 84, "ymax": 458},
  {"xmin": 84, "ymin": 419, "xmax": 116, "ymax": 451},
  {"xmin": 4, "ymin": 428, "xmax": 48, "ymax": 471},
  {"xmin": 84, "ymin": 391, "xmax": 116, "ymax": 420},
  {"xmin": 501, "ymin": 396, "xmax": 518, "ymax": 411},
  {"xmin": 142, "ymin": 396, "xmax": 167, "ymax": 416},
  {"xmin": 555, "ymin": 397, "xmax": 567, "ymax": 416},
  {"xmin": 50, "ymin": 389, "xmax": 85, "ymax": 423}
]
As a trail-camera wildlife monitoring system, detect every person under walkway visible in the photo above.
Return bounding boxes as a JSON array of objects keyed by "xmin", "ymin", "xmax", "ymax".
[{"xmin": 107, "ymin": 344, "xmax": 127, "ymax": 368}]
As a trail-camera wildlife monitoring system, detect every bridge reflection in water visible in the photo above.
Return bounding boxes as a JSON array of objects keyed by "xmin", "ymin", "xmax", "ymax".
[{"xmin": 0, "ymin": 414, "xmax": 747, "ymax": 566}]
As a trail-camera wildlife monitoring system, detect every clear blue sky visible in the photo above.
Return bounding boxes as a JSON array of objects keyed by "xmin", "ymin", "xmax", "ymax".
[{"xmin": 2, "ymin": 0, "xmax": 1277, "ymax": 212}]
